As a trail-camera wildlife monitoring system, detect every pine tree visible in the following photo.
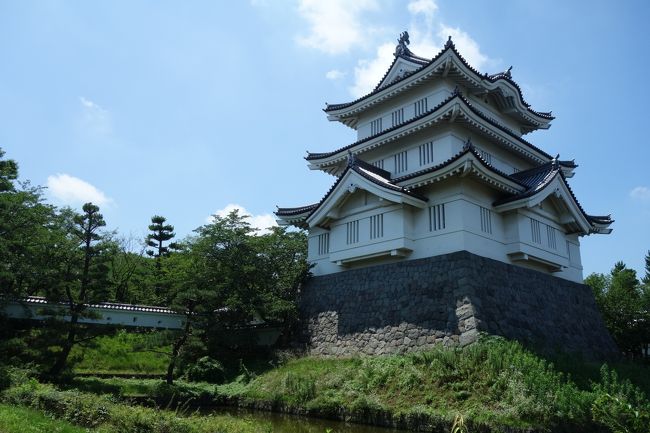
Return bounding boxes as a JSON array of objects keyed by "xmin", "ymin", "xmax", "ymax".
[
  {"xmin": 49, "ymin": 202, "xmax": 109, "ymax": 378},
  {"xmin": 146, "ymin": 215, "xmax": 179, "ymax": 269}
]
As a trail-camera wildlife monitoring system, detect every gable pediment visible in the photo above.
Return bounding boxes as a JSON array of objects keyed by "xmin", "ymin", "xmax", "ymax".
[
  {"xmin": 494, "ymin": 174, "xmax": 591, "ymax": 234},
  {"xmin": 307, "ymin": 167, "xmax": 427, "ymax": 228},
  {"xmin": 377, "ymin": 57, "xmax": 426, "ymax": 90}
]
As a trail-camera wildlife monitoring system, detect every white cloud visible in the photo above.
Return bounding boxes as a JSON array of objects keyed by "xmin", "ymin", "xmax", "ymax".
[
  {"xmin": 407, "ymin": 0, "xmax": 438, "ymax": 21},
  {"xmin": 630, "ymin": 186, "xmax": 650, "ymax": 201},
  {"xmin": 325, "ymin": 69, "xmax": 346, "ymax": 80},
  {"xmin": 207, "ymin": 203, "xmax": 277, "ymax": 235},
  {"xmin": 438, "ymin": 25, "xmax": 488, "ymax": 69},
  {"xmin": 46, "ymin": 173, "xmax": 112, "ymax": 207},
  {"xmin": 79, "ymin": 96, "xmax": 112, "ymax": 137},
  {"xmin": 346, "ymin": 0, "xmax": 492, "ymax": 97},
  {"xmin": 296, "ymin": 0, "xmax": 379, "ymax": 55},
  {"xmin": 349, "ymin": 42, "xmax": 395, "ymax": 97}
]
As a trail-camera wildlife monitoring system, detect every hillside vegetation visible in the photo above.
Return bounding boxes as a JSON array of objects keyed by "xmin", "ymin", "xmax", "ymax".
[{"xmin": 65, "ymin": 337, "xmax": 650, "ymax": 433}]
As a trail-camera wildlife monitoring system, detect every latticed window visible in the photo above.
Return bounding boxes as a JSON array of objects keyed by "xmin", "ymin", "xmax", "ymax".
[
  {"xmin": 419, "ymin": 141, "xmax": 434, "ymax": 166},
  {"xmin": 370, "ymin": 118, "xmax": 383, "ymax": 135},
  {"xmin": 391, "ymin": 108, "xmax": 404, "ymax": 126},
  {"xmin": 429, "ymin": 203, "xmax": 446, "ymax": 231},
  {"xmin": 530, "ymin": 219, "xmax": 541, "ymax": 244},
  {"xmin": 394, "ymin": 151, "xmax": 408, "ymax": 173},
  {"xmin": 369, "ymin": 214, "xmax": 384, "ymax": 239},
  {"xmin": 317, "ymin": 233, "xmax": 329, "ymax": 255},
  {"xmin": 414, "ymin": 97, "xmax": 428, "ymax": 116},
  {"xmin": 547, "ymin": 226, "xmax": 557, "ymax": 250},
  {"xmin": 372, "ymin": 159, "xmax": 384, "ymax": 170},
  {"xmin": 480, "ymin": 206, "xmax": 493, "ymax": 234},
  {"xmin": 346, "ymin": 220, "xmax": 360, "ymax": 244}
]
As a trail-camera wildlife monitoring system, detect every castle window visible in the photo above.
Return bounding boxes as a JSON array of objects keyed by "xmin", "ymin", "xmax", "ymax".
[
  {"xmin": 566, "ymin": 240, "xmax": 571, "ymax": 259},
  {"xmin": 394, "ymin": 151, "xmax": 408, "ymax": 173},
  {"xmin": 317, "ymin": 233, "xmax": 330, "ymax": 255},
  {"xmin": 373, "ymin": 159, "xmax": 384, "ymax": 170},
  {"xmin": 346, "ymin": 220, "xmax": 360, "ymax": 244},
  {"xmin": 370, "ymin": 118, "xmax": 383, "ymax": 135},
  {"xmin": 429, "ymin": 203, "xmax": 446, "ymax": 231},
  {"xmin": 530, "ymin": 219, "xmax": 541, "ymax": 244},
  {"xmin": 414, "ymin": 97, "xmax": 428, "ymax": 116},
  {"xmin": 418, "ymin": 141, "xmax": 435, "ymax": 166},
  {"xmin": 391, "ymin": 108, "xmax": 404, "ymax": 126},
  {"xmin": 547, "ymin": 226, "xmax": 557, "ymax": 250},
  {"xmin": 369, "ymin": 214, "xmax": 384, "ymax": 239},
  {"xmin": 480, "ymin": 206, "xmax": 493, "ymax": 234}
]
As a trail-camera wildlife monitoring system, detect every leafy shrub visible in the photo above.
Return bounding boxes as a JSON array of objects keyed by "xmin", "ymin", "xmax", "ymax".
[
  {"xmin": 283, "ymin": 373, "xmax": 315, "ymax": 403},
  {"xmin": 185, "ymin": 356, "xmax": 225, "ymax": 383},
  {"xmin": 591, "ymin": 365, "xmax": 650, "ymax": 433}
]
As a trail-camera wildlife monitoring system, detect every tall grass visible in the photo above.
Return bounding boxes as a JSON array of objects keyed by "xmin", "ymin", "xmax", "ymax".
[{"xmin": 71, "ymin": 329, "xmax": 174, "ymax": 374}]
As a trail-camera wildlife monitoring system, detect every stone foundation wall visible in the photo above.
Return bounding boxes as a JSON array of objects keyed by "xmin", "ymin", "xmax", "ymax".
[{"xmin": 298, "ymin": 251, "xmax": 618, "ymax": 359}]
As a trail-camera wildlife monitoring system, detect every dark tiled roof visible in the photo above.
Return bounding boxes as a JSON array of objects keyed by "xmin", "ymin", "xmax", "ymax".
[
  {"xmin": 392, "ymin": 142, "xmax": 528, "ymax": 189},
  {"xmin": 494, "ymin": 162, "xmax": 613, "ymax": 230},
  {"xmin": 372, "ymin": 51, "xmax": 431, "ymax": 92},
  {"xmin": 308, "ymin": 93, "xmax": 553, "ymax": 163},
  {"xmin": 278, "ymin": 155, "xmax": 427, "ymax": 224},
  {"xmin": 587, "ymin": 214, "xmax": 614, "ymax": 225},
  {"xmin": 324, "ymin": 39, "xmax": 553, "ymax": 120},
  {"xmin": 275, "ymin": 204, "xmax": 318, "ymax": 216},
  {"xmin": 18, "ymin": 296, "xmax": 179, "ymax": 315}
]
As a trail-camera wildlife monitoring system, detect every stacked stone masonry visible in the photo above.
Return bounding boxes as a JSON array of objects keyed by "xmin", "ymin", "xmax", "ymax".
[{"xmin": 299, "ymin": 251, "xmax": 618, "ymax": 360}]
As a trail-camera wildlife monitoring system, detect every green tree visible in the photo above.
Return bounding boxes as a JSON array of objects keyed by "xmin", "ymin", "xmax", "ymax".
[
  {"xmin": 48, "ymin": 203, "xmax": 112, "ymax": 379},
  {"xmin": 0, "ymin": 148, "xmax": 60, "ymax": 299},
  {"xmin": 146, "ymin": 215, "xmax": 179, "ymax": 301},
  {"xmin": 586, "ymin": 261, "xmax": 645, "ymax": 357},
  {"xmin": 146, "ymin": 215, "xmax": 179, "ymax": 266},
  {"xmin": 161, "ymin": 210, "xmax": 309, "ymax": 383}
]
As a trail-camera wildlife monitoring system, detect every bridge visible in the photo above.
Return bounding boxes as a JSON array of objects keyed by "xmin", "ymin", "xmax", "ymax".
[{"xmin": 4, "ymin": 296, "xmax": 186, "ymax": 330}]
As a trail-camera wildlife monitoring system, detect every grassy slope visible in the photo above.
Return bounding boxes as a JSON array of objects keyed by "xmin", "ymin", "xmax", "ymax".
[
  {"xmin": 71, "ymin": 329, "xmax": 172, "ymax": 374},
  {"xmin": 1, "ymin": 381, "xmax": 272, "ymax": 433},
  {"xmin": 64, "ymin": 335, "xmax": 650, "ymax": 432},
  {"xmin": 0, "ymin": 404, "xmax": 102, "ymax": 433}
]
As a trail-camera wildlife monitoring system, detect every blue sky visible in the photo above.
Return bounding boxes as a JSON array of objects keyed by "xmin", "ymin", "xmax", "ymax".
[{"xmin": 1, "ymin": 0, "xmax": 649, "ymax": 277}]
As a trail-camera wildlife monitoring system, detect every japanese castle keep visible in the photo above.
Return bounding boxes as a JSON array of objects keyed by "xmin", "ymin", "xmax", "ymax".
[{"xmin": 276, "ymin": 33, "xmax": 617, "ymax": 358}]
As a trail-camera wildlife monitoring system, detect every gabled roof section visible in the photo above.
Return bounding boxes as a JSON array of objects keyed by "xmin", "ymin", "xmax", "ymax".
[
  {"xmin": 308, "ymin": 91, "xmax": 554, "ymax": 174},
  {"xmin": 494, "ymin": 159, "xmax": 613, "ymax": 235},
  {"xmin": 393, "ymin": 139, "xmax": 527, "ymax": 195},
  {"xmin": 276, "ymin": 155, "xmax": 427, "ymax": 229},
  {"xmin": 324, "ymin": 33, "xmax": 553, "ymax": 132},
  {"xmin": 375, "ymin": 32, "xmax": 431, "ymax": 90}
]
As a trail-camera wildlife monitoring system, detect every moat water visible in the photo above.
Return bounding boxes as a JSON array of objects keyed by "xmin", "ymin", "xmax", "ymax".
[{"xmin": 210, "ymin": 407, "xmax": 406, "ymax": 432}]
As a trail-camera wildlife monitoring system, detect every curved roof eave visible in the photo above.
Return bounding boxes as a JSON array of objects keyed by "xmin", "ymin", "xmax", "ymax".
[
  {"xmin": 324, "ymin": 41, "xmax": 554, "ymax": 124},
  {"xmin": 308, "ymin": 93, "xmax": 553, "ymax": 168}
]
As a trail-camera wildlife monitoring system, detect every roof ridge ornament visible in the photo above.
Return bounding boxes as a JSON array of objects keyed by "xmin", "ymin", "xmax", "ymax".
[
  {"xmin": 444, "ymin": 35, "xmax": 454, "ymax": 49},
  {"xmin": 505, "ymin": 66, "xmax": 513, "ymax": 79},
  {"xmin": 452, "ymin": 86, "xmax": 462, "ymax": 97},
  {"xmin": 347, "ymin": 150, "xmax": 356, "ymax": 167},
  {"xmin": 394, "ymin": 31, "xmax": 411, "ymax": 57},
  {"xmin": 552, "ymin": 153, "xmax": 560, "ymax": 170},
  {"xmin": 463, "ymin": 137, "xmax": 474, "ymax": 151}
]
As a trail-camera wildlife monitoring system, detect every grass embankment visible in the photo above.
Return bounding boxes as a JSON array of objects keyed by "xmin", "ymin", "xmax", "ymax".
[
  {"xmin": 76, "ymin": 337, "xmax": 650, "ymax": 433},
  {"xmin": 0, "ymin": 404, "xmax": 96, "ymax": 433},
  {"xmin": 71, "ymin": 330, "xmax": 172, "ymax": 375},
  {"xmin": 1, "ymin": 379, "xmax": 271, "ymax": 433}
]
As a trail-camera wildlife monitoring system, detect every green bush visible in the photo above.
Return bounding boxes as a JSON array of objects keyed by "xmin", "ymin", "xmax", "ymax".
[
  {"xmin": 283, "ymin": 372, "xmax": 315, "ymax": 404},
  {"xmin": 591, "ymin": 365, "xmax": 650, "ymax": 433},
  {"xmin": 185, "ymin": 356, "xmax": 225, "ymax": 384}
]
